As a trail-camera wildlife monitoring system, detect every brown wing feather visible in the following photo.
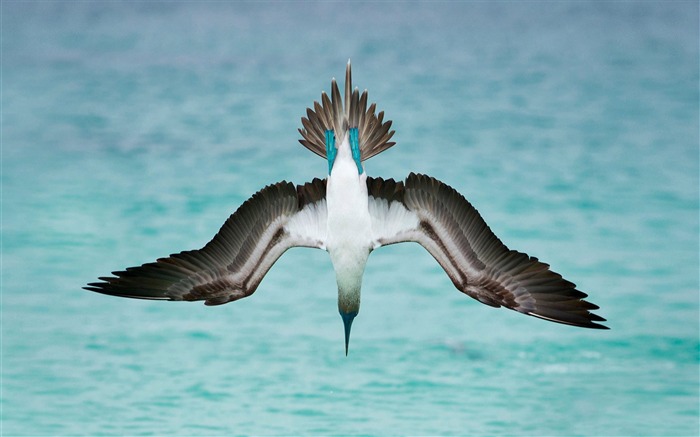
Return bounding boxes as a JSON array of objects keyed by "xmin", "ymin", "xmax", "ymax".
[
  {"xmin": 85, "ymin": 179, "xmax": 327, "ymax": 306},
  {"xmin": 368, "ymin": 174, "xmax": 608, "ymax": 329}
]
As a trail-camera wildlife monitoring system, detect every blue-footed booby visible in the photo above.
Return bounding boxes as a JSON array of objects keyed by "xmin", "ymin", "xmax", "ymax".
[{"xmin": 85, "ymin": 61, "xmax": 608, "ymax": 355}]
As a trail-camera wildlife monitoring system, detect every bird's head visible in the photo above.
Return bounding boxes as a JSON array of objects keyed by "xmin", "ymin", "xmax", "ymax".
[
  {"xmin": 337, "ymin": 283, "xmax": 361, "ymax": 356},
  {"xmin": 339, "ymin": 308, "xmax": 358, "ymax": 356}
]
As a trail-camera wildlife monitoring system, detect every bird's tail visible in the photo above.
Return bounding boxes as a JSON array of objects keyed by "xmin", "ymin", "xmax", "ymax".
[{"xmin": 298, "ymin": 60, "xmax": 396, "ymax": 162}]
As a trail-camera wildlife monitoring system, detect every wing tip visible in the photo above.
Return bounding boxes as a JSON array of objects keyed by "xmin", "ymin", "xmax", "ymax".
[
  {"xmin": 528, "ymin": 310, "xmax": 609, "ymax": 330},
  {"xmin": 83, "ymin": 280, "xmax": 173, "ymax": 301}
]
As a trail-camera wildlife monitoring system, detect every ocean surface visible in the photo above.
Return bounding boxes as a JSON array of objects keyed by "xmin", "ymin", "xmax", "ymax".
[{"xmin": 2, "ymin": 2, "xmax": 698, "ymax": 436}]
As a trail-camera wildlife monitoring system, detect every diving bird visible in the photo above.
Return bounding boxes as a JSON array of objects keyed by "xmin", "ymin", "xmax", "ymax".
[{"xmin": 85, "ymin": 61, "xmax": 608, "ymax": 354}]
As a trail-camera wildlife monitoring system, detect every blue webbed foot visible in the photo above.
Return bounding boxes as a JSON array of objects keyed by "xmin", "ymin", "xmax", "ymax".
[
  {"xmin": 349, "ymin": 127, "xmax": 363, "ymax": 174},
  {"xmin": 325, "ymin": 130, "xmax": 337, "ymax": 174}
]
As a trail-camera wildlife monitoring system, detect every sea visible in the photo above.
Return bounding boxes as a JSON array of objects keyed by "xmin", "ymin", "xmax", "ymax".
[{"xmin": 2, "ymin": 2, "xmax": 698, "ymax": 436}]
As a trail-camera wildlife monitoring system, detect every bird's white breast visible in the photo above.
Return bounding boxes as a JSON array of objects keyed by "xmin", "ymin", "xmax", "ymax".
[{"xmin": 325, "ymin": 136, "xmax": 372, "ymax": 295}]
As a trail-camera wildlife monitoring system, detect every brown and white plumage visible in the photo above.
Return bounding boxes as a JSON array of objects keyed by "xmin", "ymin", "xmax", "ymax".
[
  {"xmin": 367, "ymin": 174, "xmax": 606, "ymax": 329},
  {"xmin": 85, "ymin": 179, "xmax": 328, "ymax": 306},
  {"xmin": 85, "ymin": 61, "xmax": 607, "ymax": 355},
  {"xmin": 86, "ymin": 173, "xmax": 606, "ymax": 329}
]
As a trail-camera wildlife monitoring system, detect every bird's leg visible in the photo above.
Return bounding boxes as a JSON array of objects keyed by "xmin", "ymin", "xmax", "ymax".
[
  {"xmin": 325, "ymin": 130, "xmax": 337, "ymax": 175},
  {"xmin": 349, "ymin": 127, "xmax": 363, "ymax": 174}
]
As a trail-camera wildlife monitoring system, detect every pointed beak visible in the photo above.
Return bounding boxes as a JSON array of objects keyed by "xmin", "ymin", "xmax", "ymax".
[{"xmin": 340, "ymin": 310, "xmax": 358, "ymax": 356}]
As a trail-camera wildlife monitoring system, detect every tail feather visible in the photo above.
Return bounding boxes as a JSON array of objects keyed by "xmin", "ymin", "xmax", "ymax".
[{"xmin": 299, "ymin": 60, "xmax": 396, "ymax": 162}]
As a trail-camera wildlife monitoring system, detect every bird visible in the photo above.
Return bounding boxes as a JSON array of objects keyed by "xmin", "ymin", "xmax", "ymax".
[{"xmin": 85, "ymin": 61, "xmax": 608, "ymax": 355}]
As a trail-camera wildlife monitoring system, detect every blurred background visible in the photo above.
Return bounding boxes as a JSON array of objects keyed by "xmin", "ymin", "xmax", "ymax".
[{"xmin": 2, "ymin": 2, "xmax": 698, "ymax": 435}]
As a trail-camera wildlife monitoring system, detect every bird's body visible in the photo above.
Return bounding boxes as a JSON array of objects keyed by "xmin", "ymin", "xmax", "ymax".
[
  {"xmin": 326, "ymin": 148, "xmax": 369, "ymax": 314},
  {"xmin": 85, "ymin": 61, "xmax": 607, "ymax": 354}
]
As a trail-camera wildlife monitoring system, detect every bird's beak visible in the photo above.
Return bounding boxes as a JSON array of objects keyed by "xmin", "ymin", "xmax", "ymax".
[{"xmin": 339, "ymin": 310, "xmax": 358, "ymax": 356}]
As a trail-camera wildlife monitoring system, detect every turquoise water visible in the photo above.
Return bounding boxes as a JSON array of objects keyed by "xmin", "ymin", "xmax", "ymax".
[{"xmin": 3, "ymin": 2, "xmax": 699, "ymax": 435}]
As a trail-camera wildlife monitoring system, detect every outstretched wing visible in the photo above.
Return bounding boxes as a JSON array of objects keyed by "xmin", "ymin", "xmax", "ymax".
[
  {"xmin": 85, "ymin": 178, "xmax": 327, "ymax": 306},
  {"xmin": 367, "ymin": 173, "xmax": 608, "ymax": 329}
]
